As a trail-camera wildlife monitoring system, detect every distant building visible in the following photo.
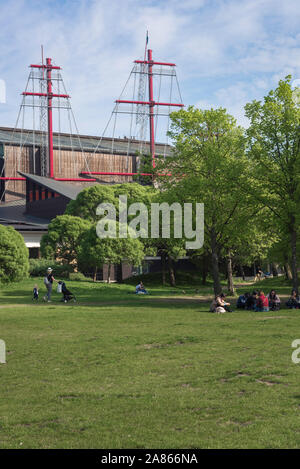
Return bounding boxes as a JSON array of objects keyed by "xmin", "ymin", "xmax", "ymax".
[{"xmin": 0, "ymin": 127, "xmax": 174, "ymax": 281}]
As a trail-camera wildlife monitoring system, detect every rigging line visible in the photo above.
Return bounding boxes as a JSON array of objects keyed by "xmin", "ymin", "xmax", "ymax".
[
  {"xmin": 117, "ymin": 66, "xmax": 134, "ymax": 101},
  {"xmin": 111, "ymin": 102, "xmax": 118, "ymax": 157},
  {"xmin": 155, "ymin": 65, "xmax": 162, "ymax": 144},
  {"xmin": 32, "ymin": 70, "xmax": 36, "ymax": 174},
  {"xmin": 0, "ymin": 73, "xmax": 31, "ymax": 202},
  {"xmin": 175, "ymin": 73, "xmax": 183, "ymax": 105},
  {"xmin": 66, "ymin": 105, "xmax": 75, "ymax": 177},
  {"xmin": 90, "ymin": 105, "xmax": 116, "ymax": 171},
  {"xmin": 127, "ymin": 67, "xmax": 136, "ymax": 173},
  {"xmin": 0, "ymin": 101, "xmax": 23, "ymax": 204},
  {"xmin": 57, "ymin": 72, "xmax": 62, "ymax": 175},
  {"xmin": 164, "ymin": 70, "xmax": 174, "ymax": 158},
  {"xmin": 139, "ymin": 62, "xmax": 148, "ymax": 156},
  {"xmin": 61, "ymin": 77, "xmax": 76, "ymax": 176},
  {"xmin": 69, "ymin": 105, "xmax": 92, "ymax": 176}
]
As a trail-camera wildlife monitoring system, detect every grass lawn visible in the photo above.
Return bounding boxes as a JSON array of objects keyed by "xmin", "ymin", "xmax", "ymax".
[{"xmin": 0, "ymin": 275, "xmax": 300, "ymax": 448}]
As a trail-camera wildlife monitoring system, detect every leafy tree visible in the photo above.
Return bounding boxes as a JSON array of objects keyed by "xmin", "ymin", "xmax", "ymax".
[
  {"xmin": 0, "ymin": 225, "xmax": 29, "ymax": 283},
  {"xmin": 40, "ymin": 215, "xmax": 91, "ymax": 266},
  {"xmin": 245, "ymin": 76, "xmax": 300, "ymax": 292},
  {"xmin": 78, "ymin": 224, "xmax": 145, "ymax": 282},
  {"xmin": 66, "ymin": 182, "xmax": 155, "ymax": 223},
  {"xmin": 157, "ymin": 106, "xmax": 247, "ymax": 295},
  {"xmin": 65, "ymin": 185, "xmax": 116, "ymax": 221}
]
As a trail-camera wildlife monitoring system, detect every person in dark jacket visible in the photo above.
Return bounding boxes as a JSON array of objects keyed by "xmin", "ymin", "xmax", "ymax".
[
  {"xmin": 43, "ymin": 267, "xmax": 56, "ymax": 302},
  {"xmin": 286, "ymin": 290, "xmax": 300, "ymax": 309},
  {"xmin": 245, "ymin": 291, "xmax": 258, "ymax": 310},
  {"xmin": 237, "ymin": 292, "xmax": 250, "ymax": 309}
]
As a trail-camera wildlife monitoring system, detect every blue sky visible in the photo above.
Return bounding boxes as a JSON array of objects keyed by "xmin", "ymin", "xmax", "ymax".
[{"xmin": 1, "ymin": 0, "xmax": 300, "ymax": 140}]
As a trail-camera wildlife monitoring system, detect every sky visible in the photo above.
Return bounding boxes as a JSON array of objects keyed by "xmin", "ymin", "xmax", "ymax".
[{"xmin": 1, "ymin": 0, "xmax": 300, "ymax": 142}]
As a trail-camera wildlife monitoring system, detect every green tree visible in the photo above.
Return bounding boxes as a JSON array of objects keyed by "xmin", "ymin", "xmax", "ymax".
[
  {"xmin": 65, "ymin": 185, "xmax": 116, "ymax": 221},
  {"xmin": 245, "ymin": 76, "xmax": 300, "ymax": 292},
  {"xmin": 157, "ymin": 106, "xmax": 247, "ymax": 295},
  {"xmin": 0, "ymin": 225, "xmax": 29, "ymax": 283},
  {"xmin": 40, "ymin": 215, "xmax": 91, "ymax": 266},
  {"xmin": 78, "ymin": 224, "xmax": 145, "ymax": 282}
]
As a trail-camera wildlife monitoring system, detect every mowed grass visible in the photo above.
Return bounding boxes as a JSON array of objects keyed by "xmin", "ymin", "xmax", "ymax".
[{"xmin": 0, "ymin": 276, "xmax": 300, "ymax": 448}]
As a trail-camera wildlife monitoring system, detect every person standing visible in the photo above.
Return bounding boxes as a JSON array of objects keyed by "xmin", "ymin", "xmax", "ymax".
[{"xmin": 44, "ymin": 267, "xmax": 56, "ymax": 302}]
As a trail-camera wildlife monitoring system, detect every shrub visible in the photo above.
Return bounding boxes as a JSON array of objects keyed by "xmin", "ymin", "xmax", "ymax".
[
  {"xmin": 69, "ymin": 272, "xmax": 90, "ymax": 282},
  {"xmin": 29, "ymin": 259, "xmax": 73, "ymax": 279},
  {"xmin": 0, "ymin": 225, "xmax": 29, "ymax": 283}
]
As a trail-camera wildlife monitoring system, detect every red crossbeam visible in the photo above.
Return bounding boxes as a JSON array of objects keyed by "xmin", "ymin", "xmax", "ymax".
[
  {"xmin": 134, "ymin": 60, "xmax": 176, "ymax": 67},
  {"xmin": 0, "ymin": 177, "xmax": 26, "ymax": 181},
  {"xmin": 116, "ymin": 99, "xmax": 183, "ymax": 107},
  {"xmin": 22, "ymin": 92, "xmax": 70, "ymax": 98},
  {"xmin": 30, "ymin": 64, "xmax": 61, "ymax": 70},
  {"xmin": 81, "ymin": 171, "xmax": 172, "ymax": 177},
  {"xmin": 54, "ymin": 178, "xmax": 97, "ymax": 182}
]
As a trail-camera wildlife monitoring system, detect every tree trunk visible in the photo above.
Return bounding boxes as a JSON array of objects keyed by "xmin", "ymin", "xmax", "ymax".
[
  {"xmin": 161, "ymin": 252, "xmax": 167, "ymax": 285},
  {"xmin": 239, "ymin": 264, "xmax": 245, "ymax": 281},
  {"xmin": 271, "ymin": 263, "xmax": 279, "ymax": 277},
  {"xmin": 107, "ymin": 264, "xmax": 111, "ymax": 284},
  {"xmin": 290, "ymin": 222, "xmax": 298, "ymax": 293},
  {"xmin": 227, "ymin": 251, "xmax": 235, "ymax": 295},
  {"xmin": 284, "ymin": 263, "xmax": 293, "ymax": 281},
  {"xmin": 168, "ymin": 256, "xmax": 176, "ymax": 287},
  {"xmin": 211, "ymin": 230, "xmax": 222, "ymax": 296},
  {"xmin": 93, "ymin": 267, "xmax": 97, "ymax": 282},
  {"xmin": 202, "ymin": 255, "xmax": 209, "ymax": 285}
]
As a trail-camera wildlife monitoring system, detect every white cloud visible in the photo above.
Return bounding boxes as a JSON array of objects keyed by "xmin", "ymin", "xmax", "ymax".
[{"xmin": 1, "ymin": 0, "xmax": 300, "ymax": 137}]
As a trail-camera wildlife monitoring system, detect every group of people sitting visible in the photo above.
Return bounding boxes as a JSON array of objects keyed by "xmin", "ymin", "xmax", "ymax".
[
  {"xmin": 236, "ymin": 290, "xmax": 279, "ymax": 312},
  {"xmin": 236, "ymin": 289, "xmax": 300, "ymax": 311},
  {"xmin": 211, "ymin": 289, "xmax": 300, "ymax": 313}
]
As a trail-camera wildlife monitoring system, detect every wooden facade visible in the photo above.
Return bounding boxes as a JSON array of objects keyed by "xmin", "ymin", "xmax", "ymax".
[{"xmin": 2, "ymin": 143, "xmax": 139, "ymax": 202}]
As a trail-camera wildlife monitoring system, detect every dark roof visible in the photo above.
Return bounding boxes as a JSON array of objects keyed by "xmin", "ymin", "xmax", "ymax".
[
  {"xmin": 0, "ymin": 127, "xmax": 173, "ymax": 156},
  {"xmin": 0, "ymin": 201, "xmax": 49, "ymax": 228},
  {"xmin": 18, "ymin": 172, "xmax": 91, "ymax": 200}
]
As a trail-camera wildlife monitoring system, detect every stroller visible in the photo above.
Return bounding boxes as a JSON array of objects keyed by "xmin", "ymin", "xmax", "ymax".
[{"xmin": 58, "ymin": 281, "xmax": 76, "ymax": 303}]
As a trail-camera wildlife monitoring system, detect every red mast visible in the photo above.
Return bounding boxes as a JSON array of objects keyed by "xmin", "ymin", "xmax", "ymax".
[
  {"xmin": 115, "ymin": 48, "xmax": 184, "ymax": 171},
  {"xmin": 148, "ymin": 49, "xmax": 155, "ymax": 168},
  {"xmin": 22, "ymin": 58, "xmax": 69, "ymax": 179},
  {"xmin": 46, "ymin": 58, "xmax": 54, "ymax": 178}
]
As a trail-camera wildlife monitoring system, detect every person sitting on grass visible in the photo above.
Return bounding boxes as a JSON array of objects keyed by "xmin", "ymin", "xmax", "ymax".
[
  {"xmin": 255, "ymin": 290, "xmax": 269, "ymax": 312},
  {"xmin": 267, "ymin": 290, "xmax": 280, "ymax": 311},
  {"xmin": 135, "ymin": 281, "xmax": 148, "ymax": 294},
  {"xmin": 245, "ymin": 291, "xmax": 258, "ymax": 310},
  {"xmin": 210, "ymin": 295, "xmax": 225, "ymax": 314},
  {"xmin": 286, "ymin": 289, "xmax": 300, "ymax": 309},
  {"xmin": 236, "ymin": 292, "xmax": 250, "ymax": 309},
  {"xmin": 213, "ymin": 293, "xmax": 232, "ymax": 312}
]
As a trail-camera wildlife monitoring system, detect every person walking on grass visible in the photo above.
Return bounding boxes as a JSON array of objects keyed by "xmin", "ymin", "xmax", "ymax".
[{"xmin": 43, "ymin": 267, "xmax": 56, "ymax": 302}]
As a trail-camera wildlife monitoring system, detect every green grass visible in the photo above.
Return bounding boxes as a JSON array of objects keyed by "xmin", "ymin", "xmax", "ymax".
[{"xmin": 0, "ymin": 276, "xmax": 300, "ymax": 448}]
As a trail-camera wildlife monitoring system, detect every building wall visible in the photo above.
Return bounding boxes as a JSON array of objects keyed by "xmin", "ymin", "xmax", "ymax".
[
  {"xmin": 26, "ymin": 194, "xmax": 70, "ymax": 219},
  {"xmin": 3, "ymin": 143, "xmax": 140, "ymax": 201}
]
